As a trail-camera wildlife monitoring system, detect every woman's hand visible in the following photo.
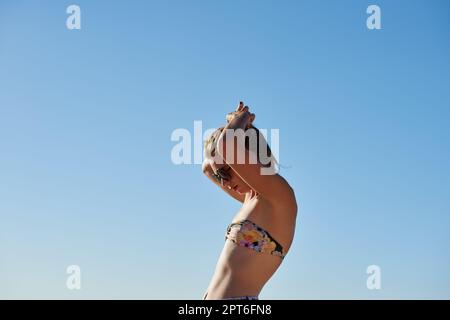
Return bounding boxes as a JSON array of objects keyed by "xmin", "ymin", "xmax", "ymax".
[{"xmin": 226, "ymin": 101, "xmax": 255, "ymax": 129}]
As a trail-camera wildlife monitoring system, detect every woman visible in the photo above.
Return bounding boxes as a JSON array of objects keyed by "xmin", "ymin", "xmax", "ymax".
[{"xmin": 201, "ymin": 101, "xmax": 298, "ymax": 300}]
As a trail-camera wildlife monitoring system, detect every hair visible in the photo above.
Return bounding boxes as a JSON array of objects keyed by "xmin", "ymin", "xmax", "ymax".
[{"xmin": 204, "ymin": 124, "xmax": 277, "ymax": 168}]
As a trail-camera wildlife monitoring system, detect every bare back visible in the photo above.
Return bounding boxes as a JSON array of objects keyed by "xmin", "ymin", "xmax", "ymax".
[{"xmin": 204, "ymin": 181, "xmax": 297, "ymax": 299}]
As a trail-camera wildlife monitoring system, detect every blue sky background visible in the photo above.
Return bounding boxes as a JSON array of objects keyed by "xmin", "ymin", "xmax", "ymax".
[{"xmin": 1, "ymin": 0, "xmax": 449, "ymax": 299}]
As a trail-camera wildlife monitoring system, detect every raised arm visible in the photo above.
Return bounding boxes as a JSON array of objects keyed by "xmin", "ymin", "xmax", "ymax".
[{"xmin": 216, "ymin": 103, "xmax": 290, "ymax": 203}]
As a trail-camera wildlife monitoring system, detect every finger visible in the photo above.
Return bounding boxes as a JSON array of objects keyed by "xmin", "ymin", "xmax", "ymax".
[{"xmin": 237, "ymin": 101, "xmax": 244, "ymax": 112}]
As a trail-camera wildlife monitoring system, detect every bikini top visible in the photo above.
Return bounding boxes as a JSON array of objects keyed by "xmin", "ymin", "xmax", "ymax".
[{"xmin": 225, "ymin": 219, "xmax": 286, "ymax": 259}]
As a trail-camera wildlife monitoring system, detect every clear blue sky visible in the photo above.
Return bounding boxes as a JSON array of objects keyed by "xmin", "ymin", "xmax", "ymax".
[{"xmin": 1, "ymin": 0, "xmax": 449, "ymax": 299}]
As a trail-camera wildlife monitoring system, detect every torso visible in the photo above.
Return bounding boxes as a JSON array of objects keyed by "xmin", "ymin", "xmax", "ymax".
[{"xmin": 204, "ymin": 178, "xmax": 297, "ymax": 299}]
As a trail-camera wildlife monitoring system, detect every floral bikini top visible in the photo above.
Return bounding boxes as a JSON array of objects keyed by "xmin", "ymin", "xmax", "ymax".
[{"xmin": 225, "ymin": 219, "xmax": 286, "ymax": 259}]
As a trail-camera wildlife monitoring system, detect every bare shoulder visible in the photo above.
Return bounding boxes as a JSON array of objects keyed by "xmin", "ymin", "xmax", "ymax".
[{"xmin": 268, "ymin": 174, "xmax": 298, "ymax": 216}]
